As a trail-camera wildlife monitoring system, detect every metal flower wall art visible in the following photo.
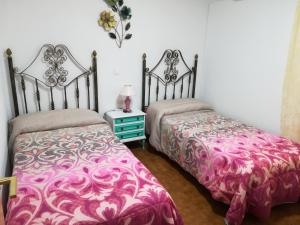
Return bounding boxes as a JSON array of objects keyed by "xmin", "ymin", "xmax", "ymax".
[{"xmin": 98, "ymin": 0, "xmax": 132, "ymax": 48}]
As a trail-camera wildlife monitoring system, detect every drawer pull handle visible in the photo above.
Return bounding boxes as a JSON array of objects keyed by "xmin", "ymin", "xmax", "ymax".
[
  {"xmin": 118, "ymin": 131, "xmax": 144, "ymax": 140},
  {"xmin": 116, "ymin": 124, "xmax": 144, "ymax": 133},
  {"xmin": 115, "ymin": 116, "xmax": 144, "ymax": 124}
]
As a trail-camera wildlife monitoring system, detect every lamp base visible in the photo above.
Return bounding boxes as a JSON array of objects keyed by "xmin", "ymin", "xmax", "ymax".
[
  {"xmin": 123, "ymin": 109, "xmax": 132, "ymax": 113},
  {"xmin": 123, "ymin": 96, "xmax": 132, "ymax": 113}
]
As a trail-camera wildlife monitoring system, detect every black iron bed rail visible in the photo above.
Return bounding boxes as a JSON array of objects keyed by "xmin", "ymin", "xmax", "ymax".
[
  {"xmin": 142, "ymin": 49, "xmax": 198, "ymax": 112},
  {"xmin": 6, "ymin": 44, "xmax": 99, "ymax": 117}
]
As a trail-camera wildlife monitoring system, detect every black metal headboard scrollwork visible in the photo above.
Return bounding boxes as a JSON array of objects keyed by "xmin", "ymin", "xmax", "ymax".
[
  {"xmin": 142, "ymin": 50, "xmax": 198, "ymax": 112},
  {"xmin": 6, "ymin": 44, "xmax": 99, "ymax": 117}
]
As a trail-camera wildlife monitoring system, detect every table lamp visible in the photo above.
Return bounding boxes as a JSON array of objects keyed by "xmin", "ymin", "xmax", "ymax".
[{"xmin": 120, "ymin": 84, "xmax": 134, "ymax": 113}]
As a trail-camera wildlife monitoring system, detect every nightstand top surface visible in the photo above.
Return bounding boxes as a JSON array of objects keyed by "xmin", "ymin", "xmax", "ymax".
[{"xmin": 105, "ymin": 109, "xmax": 145, "ymax": 119}]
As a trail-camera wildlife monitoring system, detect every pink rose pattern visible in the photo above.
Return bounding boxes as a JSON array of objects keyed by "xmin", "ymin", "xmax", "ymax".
[
  {"xmin": 6, "ymin": 124, "xmax": 183, "ymax": 225},
  {"xmin": 160, "ymin": 111, "xmax": 300, "ymax": 225}
]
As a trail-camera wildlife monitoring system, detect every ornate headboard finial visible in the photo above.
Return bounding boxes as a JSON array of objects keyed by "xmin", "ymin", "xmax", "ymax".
[
  {"xmin": 92, "ymin": 50, "xmax": 97, "ymax": 58},
  {"xmin": 6, "ymin": 48, "xmax": 12, "ymax": 57},
  {"xmin": 143, "ymin": 53, "xmax": 147, "ymax": 60},
  {"xmin": 195, "ymin": 54, "xmax": 199, "ymax": 60}
]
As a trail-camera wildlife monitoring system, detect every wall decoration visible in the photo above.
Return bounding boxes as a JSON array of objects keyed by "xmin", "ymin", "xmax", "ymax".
[{"xmin": 98, "ymin": 0, "xmax": 132, "ymax": 48}]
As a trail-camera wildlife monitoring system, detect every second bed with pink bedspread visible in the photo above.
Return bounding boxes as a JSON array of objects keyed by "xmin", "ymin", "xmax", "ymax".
[
  {"xmin": 6, "ymin": 110, "xmax": 183, "ymax": 225},
  {"xmin": 146, "ymin": 99, "xmax": 300, "ymax": 225}
]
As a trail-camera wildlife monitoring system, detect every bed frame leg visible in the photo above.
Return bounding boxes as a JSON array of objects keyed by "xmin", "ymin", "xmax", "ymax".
[
  {"xmin": 141, "ymin": 140, "xmax": 145, "ymax": 149},
  {"xmin": 0, "ymin": 176, "xmax": 17, "ymax": 198},
  {"xmin": 0, "ymin": 176, "xmax": 17, "ymax": 225},
  {"xmin": 224, "ymin": 218, "xmax": 230, "ymax": 225}
]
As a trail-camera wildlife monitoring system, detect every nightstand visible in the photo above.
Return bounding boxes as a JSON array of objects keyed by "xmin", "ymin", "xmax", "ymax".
[{"xmin": 105, "ymin": 109, "xmax": 146, "ymax": 148}]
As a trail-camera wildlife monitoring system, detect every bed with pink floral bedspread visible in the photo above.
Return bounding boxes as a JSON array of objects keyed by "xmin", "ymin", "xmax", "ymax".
[
  {"xmin": 146, "ymin": 99, "xmax": 300, "ymax": 225},
  {"xmin": 6, "ymin": 110, "xmax": 183, "ymax": 225}
]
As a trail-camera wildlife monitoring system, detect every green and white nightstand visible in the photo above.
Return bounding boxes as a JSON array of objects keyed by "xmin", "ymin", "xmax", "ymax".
[{"xmin": 105, "ymin": 109, "xmax": 146, "ymax": 148}]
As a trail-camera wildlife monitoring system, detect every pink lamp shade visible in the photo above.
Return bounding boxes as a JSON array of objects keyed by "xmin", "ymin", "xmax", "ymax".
[{"xmin": 120, "ymin": 85, "xmax": 134, "ymax": 113}]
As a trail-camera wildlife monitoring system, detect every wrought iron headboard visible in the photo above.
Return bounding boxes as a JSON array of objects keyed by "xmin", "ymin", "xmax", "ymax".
[
  {"xmin": 142, "ymin": 49, "xmax": 198, "ymax": 112},
  {"xmin": 6, "ymin": 44, "xmax": 99, "ymax": 117}
]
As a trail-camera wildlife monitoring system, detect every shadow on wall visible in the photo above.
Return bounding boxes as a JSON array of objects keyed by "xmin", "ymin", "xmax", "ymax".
[{"xmin": 116, "ymin": 94, "xmax": 123, "ymax": 109}]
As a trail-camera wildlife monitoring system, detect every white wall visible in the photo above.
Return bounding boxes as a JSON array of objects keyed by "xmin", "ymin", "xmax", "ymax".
[
  {"xmin": 0, "ymin": 0, "xmax": 209, "ymax": 115},
  {"xmin": 0, "ymin": 0, "xmax": 210, "ymax": 175},
  {"xmin": 202, "ymin": 0, "xmax": 297, "ymax": 134}
]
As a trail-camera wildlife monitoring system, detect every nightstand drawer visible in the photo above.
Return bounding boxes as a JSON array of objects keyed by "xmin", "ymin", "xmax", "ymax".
[
  {"xmin": 115, "ymin": 123, "xmax": 144, "ymax": 133},
  {"xmin": 115, "ymin": 116, "xmax": 144, "ymax": 124},
  {"xmin": 116, "ymin": 130, "xmax": 145, "ymax": 140}
]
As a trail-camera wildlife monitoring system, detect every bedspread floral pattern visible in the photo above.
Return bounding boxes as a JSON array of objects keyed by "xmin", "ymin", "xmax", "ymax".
[
  {"xmin": 7, "ymin": 124, "xmax": 183, "ymax": 225},
  {"xmin": 160, "ymin": 111, "xmax": 300, "ymax": 225}
]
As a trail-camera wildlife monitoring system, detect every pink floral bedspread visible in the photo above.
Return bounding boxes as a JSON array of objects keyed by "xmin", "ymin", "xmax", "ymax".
[
  {"xmin": 6, "ymin": 124, "xmax": 183, "ymax": 225},
  {"xmin": 160, "ymin": 111, "xmax": 300, "ymax": 225}
]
